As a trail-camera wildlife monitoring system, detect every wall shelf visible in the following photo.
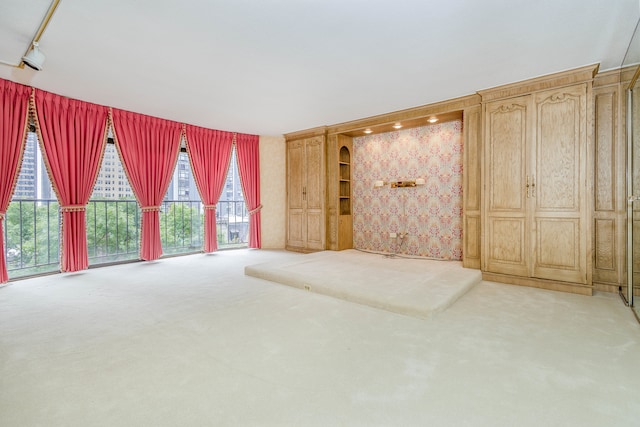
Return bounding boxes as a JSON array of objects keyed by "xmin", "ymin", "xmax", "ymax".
[{"xmin": 339, "ymin": 147, "xmax": 351, "ymax": 215}]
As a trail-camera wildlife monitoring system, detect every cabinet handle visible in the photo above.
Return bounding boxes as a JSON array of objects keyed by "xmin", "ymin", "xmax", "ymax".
[
  {"xmin": 526, "ymin": 176, "xmax": 530, "ymax": 198},
  {"xmin": 303, "ymin": 186, "xmax": 306, "ymax": 201},
  {"xmin": 531, "ymin": 176, "xmax": 536, "ymax": 197}
]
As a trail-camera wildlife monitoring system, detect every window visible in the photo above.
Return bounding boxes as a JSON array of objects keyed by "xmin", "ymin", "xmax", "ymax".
[
  {"xmin": 4, "ymin": 133, "xmax": 250, "ymax": 280},
  {"xmin": 87, "ymin": 143, "xmax": 139, "ymax": 265},
  {"xmin": 5, "ymin": 132, "xmax": 58, "ymax": 277}
]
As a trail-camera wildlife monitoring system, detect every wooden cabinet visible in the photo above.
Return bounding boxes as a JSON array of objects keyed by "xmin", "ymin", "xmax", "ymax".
[
  {"xmin": 286, "ymin": 135, "xmax": 325, "ymax": 251},
  {"xmin": 483, "ymin": 82, "xmax": 591, "ymax": 292},
  {"xmin": 286, "ymin": 130, "xmax": 354, "ymax": 252}
]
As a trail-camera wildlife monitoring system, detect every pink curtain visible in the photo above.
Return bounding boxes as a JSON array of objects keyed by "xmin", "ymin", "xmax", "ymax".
[
  {"xmin": 0, "ymin": 80, "xmax": 31, "ymax": 283},
  {"xmin": 111, "ymin": 108, "xmax": 182, "ymax": 261},
  {"xmin": 184, "ymin": 125, "xmax": 234, "ymax": 252},
  {"xmin": 33, "ymin": 90, "xmax": 109, "ymax": 272},
  {"xmin": 235, "ymin": 133, "xmax": 261, "ymax": 248}
]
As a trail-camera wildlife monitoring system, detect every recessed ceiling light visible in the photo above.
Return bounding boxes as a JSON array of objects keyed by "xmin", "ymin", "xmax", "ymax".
[
  {"xmin": 392, "ymin": 123, "xmax": 402, "ymax": 129},
  {"xmin": 363, "ymin": 129, "xmax": 373, "ymax": 134},
  {"xmin": 428, "ymin": 116, "xmax": 438, "ymax": 124}
]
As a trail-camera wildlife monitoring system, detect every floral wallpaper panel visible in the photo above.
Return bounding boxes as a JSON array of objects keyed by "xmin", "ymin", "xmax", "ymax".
[{"xmin": 352, "ymin": 120, "xmax": 463, "ymax": 260}]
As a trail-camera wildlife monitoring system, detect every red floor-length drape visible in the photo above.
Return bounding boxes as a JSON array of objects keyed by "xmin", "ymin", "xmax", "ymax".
[
  {"xmin": 235, "ymin": 133, "xmax": 261, "ymax": 248},
  {"xmin": 33, "ymin": 90, "xmax": 109, "ymax": 272},
  {"xmin": 111, "ymin": 109, "xmax": 182, "ymax": 261},
  {"xmin": 0, "ymin": 80, "xmax": 31, "ymax": 283},
  {"xmin": 184, "ymin": 125, "xmax": 234, "ymax": 252}
]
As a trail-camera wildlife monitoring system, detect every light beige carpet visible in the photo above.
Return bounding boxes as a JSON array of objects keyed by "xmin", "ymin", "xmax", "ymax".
[
  {"xmin": 245, "ymin": 249, "xmax": 481, "ymax": 319},
  {"xmin": 1, "ymin": 249, "xmax": 639, "ymax": 427}
]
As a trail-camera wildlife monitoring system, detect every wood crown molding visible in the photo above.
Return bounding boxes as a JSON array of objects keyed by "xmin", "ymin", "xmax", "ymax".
[
  {"xmin": 284, "ymin": 126, "xmax": 327, "ymax": 141},
  {"xmin": 628, "ymin": 64, "xmax": 640, "ymax": 90},
  {"xmin": 478, "ymin": 63, "xmax": 600, "ymax": 102},
  {"xmin": 593, "ymin": 65, "xmax": 638, "ymax": 88},
  {"xmin": 325, "ymin": 94, "xmax": 480, "ymax": 136}
]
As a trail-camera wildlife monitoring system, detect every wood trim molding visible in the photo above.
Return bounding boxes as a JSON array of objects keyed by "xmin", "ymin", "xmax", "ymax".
[
  {"xmin": 593, "ymin": 66, "xmax": 637, "ymax": 88},
  {"xmin": 325, "ymin": 94, "xmax": 480, "ymax": 135},
  {"xmin": 593, "ymin": 282, "xmax": 620, "ymax": 294},
  {"xmin": 483, "ymin": 272, "xmax": 594, "ymax": 296},
  {"xmin": 478, "ymin": 64, "xmax": 600, "ymax": 102},
  {"xmin": 628, "ymin": 64, "xmax": 640, "ymax": 90},
  {"xmin": 284, "ymin": 126, "xmax": 327, "ymax": 141},
  {"xmin": 593, "ymin": 68, "xmax": 622, "ymax": 87}
]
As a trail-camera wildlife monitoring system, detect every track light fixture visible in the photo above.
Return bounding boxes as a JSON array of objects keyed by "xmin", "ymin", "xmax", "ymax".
[
  {"xmin": 0, "ymin": 0, "xmax": 59, "ymax": 70},
  {"xmin": 22, "ymin": 42, "xmax": 46, "ymax": 71}
]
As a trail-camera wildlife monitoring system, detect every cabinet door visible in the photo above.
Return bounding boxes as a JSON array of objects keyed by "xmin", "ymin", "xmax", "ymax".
[
  {"xmin": 532, "ymin": 84, "xmax": 587, "ymax": 284},
  {"xmin": 484, "ymin": 95, "xmax": 532, "ymax": 277},
  {"xmin": 287, "ymin": 140, "xmax": 305, "ymax": 248},
  {"xmin": 305, "ymin": 137, "xmax": 325, "ymax": 250}
]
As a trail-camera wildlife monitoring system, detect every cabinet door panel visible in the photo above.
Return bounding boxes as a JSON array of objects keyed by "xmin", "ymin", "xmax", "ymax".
[
  {"xmin": 304, "ymin": 136, "xmax": 325, "ymax": 249},
  {"xmin": 288, "ymin": 209, "xmax": 305, "ymax": 248},
  {"xmin": 488, "ymin": 102, "xmax": 528, "ymax": 211},
  {"xmin": 486, "ymin": 217, "xmax": 528, "ymax": 276},
  {"xmin": 287, "ymin": 140, "xmax": 306, "ymax": 248},
  {"xmin": 305, "ymin": 137, "xmax": 324, "ymax": 211},
  {"xmin": 288, "ymin": 141, "xmax": 304, "ymax": 211},
  {"xmin": 306, "ymin": 210, "xmax": 324, "ymax": 250},
  {"xmin": 532, "ymin": 85, "xmax": 587, "ymax": 283},
  {"xmin": 536, "ymin": 218, "xmax": 579, "ymax": 269},
  {"xmin": 535, "ymin": 90, "xmax": 582, "ymax": 211},
  {"xmin": 484, "ymin": 95, "xmax": 531, "ymax": 276}
]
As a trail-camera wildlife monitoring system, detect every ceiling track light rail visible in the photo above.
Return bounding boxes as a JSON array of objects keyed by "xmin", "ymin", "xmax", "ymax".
[{"xmin": 0, "ymin": 0, "xmax": 60, "ymax": 70}]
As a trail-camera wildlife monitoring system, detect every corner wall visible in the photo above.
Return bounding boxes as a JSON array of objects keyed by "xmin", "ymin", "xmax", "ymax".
[{"xmin": 259, "ymin": 135, "xmax": 286, "ymax": 248}]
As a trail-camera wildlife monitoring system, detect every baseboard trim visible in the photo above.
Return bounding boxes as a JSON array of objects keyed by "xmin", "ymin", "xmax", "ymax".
[
  {"xmin": 593, "ymin": 282, "xmax": 620, "ymax": 294},
  {"xmin": 482, "ymin": 272, "xmax": 593, "ymax": 296},
  {"xmin": 285, "ymin": 246, "xmax": 321, "ymax": 254}
]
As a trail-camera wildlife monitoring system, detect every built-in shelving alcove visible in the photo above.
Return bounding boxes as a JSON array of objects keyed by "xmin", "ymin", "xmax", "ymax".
[{"xmin": 339, "ymin": 146, "xmax": 351, "ymax": 215}]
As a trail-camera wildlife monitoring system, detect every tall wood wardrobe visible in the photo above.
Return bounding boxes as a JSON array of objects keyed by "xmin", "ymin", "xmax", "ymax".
[
  {"xmin": 476, "ymin": 65, "xmax": 597, "ymax": 295},
  {"xmin": 284, "ymin": 127, "xmax": 353, "ymax": 252}
]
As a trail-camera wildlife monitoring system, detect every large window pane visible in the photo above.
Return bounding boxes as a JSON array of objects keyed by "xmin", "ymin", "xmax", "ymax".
[
  {"xmin": 161, "ymin": 151, "xmax": 203, "ymax": 255},
  {"xmin": 5, "ymin": 132, "xmax": 59, "ymax": 278},
  {"xmin": 88, "ymin": 143, "xmax": 140, "ymax": 264},
  {"xmin": 215, "ymin": 149, "xmax": 248, "ymax": 248}
]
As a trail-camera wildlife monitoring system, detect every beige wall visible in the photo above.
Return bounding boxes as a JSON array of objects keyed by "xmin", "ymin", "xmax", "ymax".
[{"xmin": 259, "ymin": 135, "xmax": 286, "ymax": 248}]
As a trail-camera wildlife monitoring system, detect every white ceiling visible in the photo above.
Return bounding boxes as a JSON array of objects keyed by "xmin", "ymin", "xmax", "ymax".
[{"xmin": 0, "ymin": 0, "xmax": 638, "ymax": 135}]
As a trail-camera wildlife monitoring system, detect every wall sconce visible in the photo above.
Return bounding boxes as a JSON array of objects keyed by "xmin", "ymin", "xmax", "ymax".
[{"xmin": 374, "ymin": 178, "xmax": 425, "ymax": 188}]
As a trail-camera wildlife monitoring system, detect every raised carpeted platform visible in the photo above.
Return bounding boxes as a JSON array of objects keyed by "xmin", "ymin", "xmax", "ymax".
[{"xmin": 245, "ymin": 249, "xmax": 481, "ymax": 319}]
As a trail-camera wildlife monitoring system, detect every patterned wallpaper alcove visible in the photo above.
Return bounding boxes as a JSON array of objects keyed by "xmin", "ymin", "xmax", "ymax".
[{"xmin": 352, "ymin": 120, "xmax": 463, "ymax": 260}]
